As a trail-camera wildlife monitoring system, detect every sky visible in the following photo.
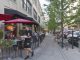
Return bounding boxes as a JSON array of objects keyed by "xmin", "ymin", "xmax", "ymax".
[
  {"xmin": 39, "ymin": 0, "xmax": 49, "ymax": 8},
  {"xmin": 39, "ymin": 0, "xmax": 50, "ymax": 21}
]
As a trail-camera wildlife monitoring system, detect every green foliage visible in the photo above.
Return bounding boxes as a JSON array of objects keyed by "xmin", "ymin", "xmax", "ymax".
[
  {"xmin": 46, "ymin": 0, "xmax": 80, "ymax": 29},
  {"xmin": 5, "ymin": 40, "xmax": 13, "ymax": 48},
  {"xmin": 0, "ymin": 30, "xmax": 3, "ymax": 39},
  {"xmin": 0, "ymin": 39, "xmax": 13, "ymax": 48},
  {"xmin": 0, "ymin": 39, "xmax": 4, "ymax": 46},
  {"xmin": 48, "ymin": 20, "xmax": 57, "ymax": 30},
  {"xmin": 46, "ymin": 1, "xmax": 58, "ymax": 30},
  {"xmin": 74, "ymin": 17, "xmax": 80, "ymax": 24}
]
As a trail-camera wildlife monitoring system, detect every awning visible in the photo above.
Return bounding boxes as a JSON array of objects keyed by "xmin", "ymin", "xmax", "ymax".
[
  {"xmin": 4, "ymin": 8, "xmax": 39, "ymax": 25},
  {"xmin": 0, "ymin": 14, "xmax": 13, "ymax": 20},
  {"xmin": 4, "ymin": 8, "xmax": 28, "ymax": 19}
]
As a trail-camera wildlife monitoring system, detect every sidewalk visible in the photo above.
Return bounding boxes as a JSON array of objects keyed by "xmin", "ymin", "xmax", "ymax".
[{"xmin": 12, "ymin": 34, "xmax": 80, "ymax": 60}]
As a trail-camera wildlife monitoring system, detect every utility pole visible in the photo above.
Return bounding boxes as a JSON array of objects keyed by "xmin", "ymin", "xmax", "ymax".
[
  {"xmin": 61, "ymin": 0, "xmax": 64, "ymax": 48},
  {"xmin": 72, "ymin": 29, "xmax": 74, "ymax": 49}
]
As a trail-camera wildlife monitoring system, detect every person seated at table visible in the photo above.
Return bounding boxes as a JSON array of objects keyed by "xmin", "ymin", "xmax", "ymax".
[{"xmin": 13, "ymin": 38, "xmax": 18, "ymax": 50}]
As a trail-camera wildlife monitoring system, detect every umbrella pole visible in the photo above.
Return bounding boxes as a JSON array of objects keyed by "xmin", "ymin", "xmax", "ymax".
[
  {"xmin": 3, "ymin": 23, "xmax": 5, "ymax": 39},
  {"xmin": 17, "ymin": 23, "xmax": 19, "ymax": 37}
]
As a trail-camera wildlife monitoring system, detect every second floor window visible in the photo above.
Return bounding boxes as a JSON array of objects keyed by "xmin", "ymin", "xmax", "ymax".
[
  {"xmin": 33, "ymin": 9, "xmax": 37, "ymax": 20},
  {"xmin": 38, "ymin": 16, "xmax": 40, "ymax": 23},
  {"xmin": 22, "ymin": 0, "xmax": 32, "ymax": 15},
  {"xmin": 22, "ymin": 0, "xmax": 27, "ymax": 11},
  {"xmin": 27, "ymin": 1, "xmax": 32, "ymax": 15}
]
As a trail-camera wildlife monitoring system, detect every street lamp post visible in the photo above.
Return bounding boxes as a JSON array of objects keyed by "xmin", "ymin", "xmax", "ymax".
[
  {"xmin": 71, "ymin": 28, "xmax": 74, "ymax": 49},
  {"xmin": 61, "ymin": 17, "xmax": 64, "ymax": 48},
  {"xmin": 61, "ymin": 0, "xmax": 64, "ymax": 48}
]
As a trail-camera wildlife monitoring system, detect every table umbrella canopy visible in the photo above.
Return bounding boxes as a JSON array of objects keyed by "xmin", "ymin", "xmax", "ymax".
[{"xmin": 4, "ymin": 18, "xmax": 34, "ymax": 24}]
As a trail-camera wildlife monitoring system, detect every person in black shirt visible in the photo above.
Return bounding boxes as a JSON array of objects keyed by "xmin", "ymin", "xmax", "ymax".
[{"xmin": 24, "ymin": 27, "xmax": 34, "ymax": 59}]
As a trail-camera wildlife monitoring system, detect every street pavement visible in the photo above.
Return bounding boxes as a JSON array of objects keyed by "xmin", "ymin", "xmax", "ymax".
[{"xmin": 12, "ymin": 34, "xmax": 80, "ymax": 60}]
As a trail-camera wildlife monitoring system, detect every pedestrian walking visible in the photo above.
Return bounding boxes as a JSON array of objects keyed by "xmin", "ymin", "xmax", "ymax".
[{"xmin": 24, "ymin": 27, "xmax": 34, "ymax": 59}]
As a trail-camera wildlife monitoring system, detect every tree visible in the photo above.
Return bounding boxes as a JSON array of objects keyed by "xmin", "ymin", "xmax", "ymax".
[
  {"xmin": 46, "ymin": 0, "xmax": 80, "ymax": 47},
  {"xmin": 46, "ymin": 0, "xmax": 61, "ymax": 32},
  {"xmin": 69, "ymin": 0, "xmax": 80, "ymax": 29},
  {"xmin": 47, "ymin": 0, "xmax": 80, "ymax": 29}
]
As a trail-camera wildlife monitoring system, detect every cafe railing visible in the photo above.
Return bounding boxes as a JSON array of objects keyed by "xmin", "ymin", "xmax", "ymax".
[{"xmin": 0, "ymin": 33, "xmax": 45, "ymax": 60}]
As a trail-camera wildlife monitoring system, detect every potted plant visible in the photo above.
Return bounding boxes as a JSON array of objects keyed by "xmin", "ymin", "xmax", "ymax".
[
  {"xmin": 2, "ymin": 40, "xmax": 14, "ymax": 48},
  {"xmin": 0, "ymin": 30, "xmax": 3, "ymax": 39},
  {"xmin": 0, "ymin": 39, "xmax": 4, "ymax": 48}
]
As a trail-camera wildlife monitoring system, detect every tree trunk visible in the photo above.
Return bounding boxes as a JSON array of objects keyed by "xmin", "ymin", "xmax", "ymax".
[{"xmin": 53, "ymin": 28, "xmax": 56, "ymax": 35}]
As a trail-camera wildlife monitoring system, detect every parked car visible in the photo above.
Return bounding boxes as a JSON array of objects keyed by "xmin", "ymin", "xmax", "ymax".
[
  {"xmin": 68, "ymin": 30, "xmax": 72, "ymax": 34},
  {"xmin": 63, "ymin": 30, "xmax": 72, "ymax": 39},
  {"xmin": 67, "ymin": 31, "xmax": 80, "ymax": 47},
  {"xmin": 67, "ymin": 31, "xmax": 80, "ymax": 38}
]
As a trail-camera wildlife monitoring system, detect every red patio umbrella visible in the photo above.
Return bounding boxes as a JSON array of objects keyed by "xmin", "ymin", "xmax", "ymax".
[
  {"xmin": 3, "ymin": 18, "xmax": 34, "ymax": 37},
  {"xmin": 4, "ymin": 18, "xmax": 34, "ymax": 24}
]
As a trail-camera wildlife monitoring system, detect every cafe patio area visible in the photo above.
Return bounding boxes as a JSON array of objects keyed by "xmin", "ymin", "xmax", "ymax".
[{"xmin": 0, "ymin": 32, "xmax": 45, "ymax": 60}]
